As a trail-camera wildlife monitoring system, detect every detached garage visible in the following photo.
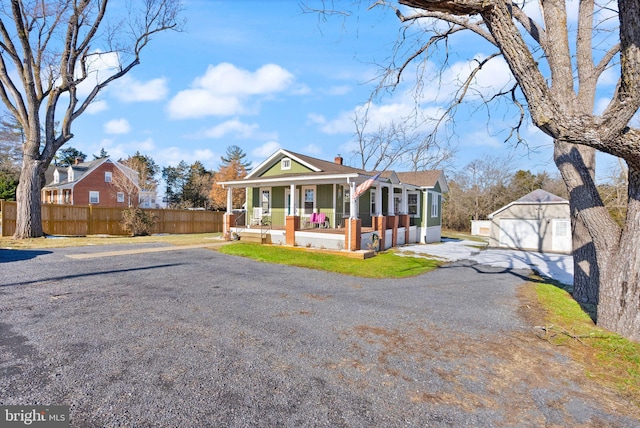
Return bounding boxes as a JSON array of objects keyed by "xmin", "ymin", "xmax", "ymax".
[{"xmin": 488, "ymin": 189, "xmax": 572, "ymax": 254}]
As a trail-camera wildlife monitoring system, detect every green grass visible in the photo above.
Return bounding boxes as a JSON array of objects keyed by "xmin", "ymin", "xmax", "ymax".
[
  {"xmin": 220, "ymin": 242, "xmax": 440, "ymax": 278},
  {"xmin": 534, "ymin": 283, "xmax": 640, "ymax": 403},
  {"xmin": 0, "ymin": 233, "xmax": 223, "ymax": 249}
]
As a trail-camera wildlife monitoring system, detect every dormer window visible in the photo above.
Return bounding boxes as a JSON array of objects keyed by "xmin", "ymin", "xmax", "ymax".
[
  {"xmin": 67, "ymin": 168, "xmax": 74, "ymax": 182},
  {"xmin": 53, "ymin": 170, "xmax": 59, "ymax": 184},
  {"xmin": 281, "ymin": 158, "xmax": 291, "ymax": 170}
]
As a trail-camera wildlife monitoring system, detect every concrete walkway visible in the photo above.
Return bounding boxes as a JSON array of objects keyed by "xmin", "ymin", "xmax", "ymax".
[{"xmin": 398, "ymin": 238, "xmax": 574, "ymax": 285}]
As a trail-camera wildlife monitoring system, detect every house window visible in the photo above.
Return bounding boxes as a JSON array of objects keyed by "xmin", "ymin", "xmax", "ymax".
[
  {"xmin": 53, "ymin": 170, "xmax": 60, "ymax": 184},
  {"xmin": 431, "ymin": 193, "xmax": 439, "ymax": 217},
  {"xmin": 408, "ymin": 192, "xmax": 419, "ymax": 216},
  {"xmin": 117, "ymin": 192, "xmax": 125, "ymax": 203},
  {"xmin": 302, "ymin": 187, "xmax": 315, "ymax": 215},
  {"xmin": 105, "ymin": 171, "xmax": 112, "ymax": 182},
  {"xmin": 68, "ymin": 168, "xmax": 74, "ymax": 182},
  {"xmin": 281, "ymin": 158, "xmax": 291, "ymax": 170},
  {"xmin": 554, "ymin": 219, "xmax": 570, "ymax": 237},
  {"xmin": 89, "ymin": 191, "xmax": 99, "ymax": 204},
  {"xmin": 370, "ymin": 190, "xmax": 376, "ymax": 215},
  {"xmin": 260, "ymin": 188, "xmax": 271, "ymax": 215}
]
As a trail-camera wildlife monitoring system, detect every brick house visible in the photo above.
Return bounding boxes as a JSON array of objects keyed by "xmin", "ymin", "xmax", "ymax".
[{"xmin": 42, "ymin": 157, "xmax": 156, "ymax": 208}]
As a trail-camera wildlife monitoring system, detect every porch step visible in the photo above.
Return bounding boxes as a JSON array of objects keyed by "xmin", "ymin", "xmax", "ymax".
[{"xmin": 238, "ymin": 234, "xmax": 265, "ymax": 244}]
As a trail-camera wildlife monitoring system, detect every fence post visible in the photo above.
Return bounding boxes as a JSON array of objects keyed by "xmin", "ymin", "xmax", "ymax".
[
  {"xmin": 0, "ymin": 199, "xmax": 4, "ymax": 237},
  {"xmin": 87, "ymin": 205, "xmax": 93, "ymax": 236}
]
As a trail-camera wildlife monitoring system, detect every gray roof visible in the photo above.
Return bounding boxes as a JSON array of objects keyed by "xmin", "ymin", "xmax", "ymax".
[{"xmin": 515, "ymin": 189, "xmax": 567, "ymax": 203}]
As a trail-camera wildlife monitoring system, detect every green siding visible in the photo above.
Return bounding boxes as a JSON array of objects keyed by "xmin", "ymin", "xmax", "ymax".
[
  {"xmin": 433, "ymin": 181, "xmax": 442, "ymax": 193},
  {"xmin": 426, "ymin": 192, "xmax": 442, "ymax": 227},
  {"xmin": 261, "ymin": 158, "xmax": 313, "ymax": 177},
  {"xmin": 271, "ymin": 187, "xmax": 285, "ymax": 226}
]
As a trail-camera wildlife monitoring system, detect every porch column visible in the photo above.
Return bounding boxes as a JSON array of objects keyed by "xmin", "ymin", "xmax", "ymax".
[
  {"xmin": 374, "ymin": 214, "xmax": 386, "ymax": 251},
  {"xmin": 290, "ymin": 183, "xmax": 296, "ymax": 216},
  {"xmin": 401, "ymin": 187, "xmax": 408, "ymax": 214},
  {"xmin": 389, "ymin": 214, "xmax": 399, "ymax": 248},
  {"xmin": 223, "ymin": 186, "xmax": 235, "ymax": 240},
  {"xmin": 375, "ymin": 186, "xmax": 382, "ymax": 216},
  {"xmin": 345, "ymin": 217, "xmax": 361, "ymax": 251},
  {"xmin": 226, "ymin": 187, "xmax": 233, "ymax": 213},
  {"xmin": 286, "ymin": 216, "xmax": 299, "ymax": 246},
  {"xmin": 387, "ymin": 184, "xmax": 397, "ymax": 248},
  {"xmin": 349, "ymin": 181, "xmax": 357, "ymax": 218},
  {"xmin": 401, "ymin": 214, "xmax": 411, "ymax": 244}
]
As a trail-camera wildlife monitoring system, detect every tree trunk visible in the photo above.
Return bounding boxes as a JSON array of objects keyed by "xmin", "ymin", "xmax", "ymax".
[
  {"xmin": 597, "ymin": 167, "xmax": 640, "ymax": 342},
  {"xmin": 13, "ymin": 158, "xmax": 45, "ymax": 238},
  {"xmin": 554, "ymin": 141, "xmax": 620, "ymax": 306}
]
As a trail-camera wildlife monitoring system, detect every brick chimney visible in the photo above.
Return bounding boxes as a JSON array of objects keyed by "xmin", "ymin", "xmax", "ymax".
[
  {"xmin": 334, "ymin": 154, "xmax": 343, "ymax": 165},
  {"xmin": 74, "ymin": 156, "xmax": 85, "ymax": 165}
]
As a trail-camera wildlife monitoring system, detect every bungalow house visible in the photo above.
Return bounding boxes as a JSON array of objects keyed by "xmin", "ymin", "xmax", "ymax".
[
  {"xmin": 218, "ymin": 149, "xmax": 448, "ymax": 251},
  {"xmin": 42, "ymin": 156, "xmax": 157, "ymax": 208}
]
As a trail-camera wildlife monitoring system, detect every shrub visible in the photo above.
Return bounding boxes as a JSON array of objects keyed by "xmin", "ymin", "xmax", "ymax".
[{"xmin": 120, "ymin": 207, "xmax": 156, "ymax": 236}]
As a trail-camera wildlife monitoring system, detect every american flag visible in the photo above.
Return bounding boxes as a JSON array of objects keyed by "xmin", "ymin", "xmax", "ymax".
[{"xmin": 352, "ymin": 173, "xmax": 381, "ymax": 200}]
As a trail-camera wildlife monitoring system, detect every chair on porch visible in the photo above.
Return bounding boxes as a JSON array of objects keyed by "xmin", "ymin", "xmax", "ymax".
[
  {"xmin": 309, "ymin": 212, "xmax": 319, "ymax": 228},
  {"xmin": 317, "ymin": 213, "xmax": 329, "ymax": 228}
]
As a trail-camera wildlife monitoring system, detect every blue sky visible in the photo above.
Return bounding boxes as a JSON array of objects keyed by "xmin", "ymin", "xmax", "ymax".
[{"xmin": 66, "ymin": 0, "xmax": 618, "ymax": 180}]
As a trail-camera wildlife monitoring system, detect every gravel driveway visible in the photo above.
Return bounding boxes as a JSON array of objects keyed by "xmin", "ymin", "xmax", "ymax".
[{"xmin": 1, "ymin": 244, "xmax": 638, "ymax": 427}]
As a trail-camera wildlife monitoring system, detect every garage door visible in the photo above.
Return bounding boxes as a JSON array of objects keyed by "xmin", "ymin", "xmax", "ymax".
[{"xmin": 498, "ymin": 219, "xmax": 540, "ymax": 251}]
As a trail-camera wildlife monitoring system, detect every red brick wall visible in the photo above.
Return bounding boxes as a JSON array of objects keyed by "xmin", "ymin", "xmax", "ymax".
[{"xmin": 72, "ymin": 162, "xmax": 137, "ymax": 207}]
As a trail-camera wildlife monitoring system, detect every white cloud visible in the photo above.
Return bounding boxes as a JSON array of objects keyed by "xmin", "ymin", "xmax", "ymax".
[
  {"xmin": 307, "ymin": 113, "xmax": 327, "ymax": 126},
  {"xmin": 113, "ymin": 76, "xmax": 169, "ymax": 102},
  {"xmin": 326, "ymin": 85, "xmax": 352, "ymax": 96},
  {"xmin": 203, "ymin": 119, "xmax": 260, "ymax": 139},
  {"xmin": 252, "ymin": 141, "xmax": 281, "ymax": 158},
  {"xmin": 302, "ymin": 144, "xmax": 323, "ymax": 155},
  {"xmin": 155, "ymin": 146, "xmax": 219, "ymax": 170},
  {"xmin": 444, "ymin": 55, "xmax": 514, "ymax": 101},
  {"xmin": 104, "ymin": 118, "xmax": 131, "ymax": 134},
  {"xmin": 167, "ymin": 63, "xmax": 295, "ymax": 119},
  {"xmin": 76, "ymin": 51, "xmax": 121, "ymax": 98},
  {"xmin": 86, "ymin": 100, "xmax": 108, "ymax": 114}
]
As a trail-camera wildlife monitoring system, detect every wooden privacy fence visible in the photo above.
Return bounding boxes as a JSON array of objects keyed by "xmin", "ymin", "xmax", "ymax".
[{"xmin": 0, "ymin": 200, "xmax": 223, "ymax": 237}]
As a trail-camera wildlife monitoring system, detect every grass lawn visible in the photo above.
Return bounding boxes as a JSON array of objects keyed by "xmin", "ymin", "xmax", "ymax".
[
  {"xmin": 530, "ymin": 282, "xmax": 640, "ymax": 405},
  {"xmin": 220, "ymin": 242, "xmax": 440, "ymax": 278},
  {"xmin": 0, "ymin": 233, "xmax": 223, "ymax": 249}
]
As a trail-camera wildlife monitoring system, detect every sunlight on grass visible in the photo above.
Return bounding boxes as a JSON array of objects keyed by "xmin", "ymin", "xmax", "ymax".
[
  {"xmin": 0, "ymin": 233, "xmax": 223, "ymax": 249},
  {"xmin": 219, "ymin": 243, "xmax": 440, "ymax": 278},
  {"xmin": 535, "ymin": 283, "xmax": 640, "ymax": 404}
]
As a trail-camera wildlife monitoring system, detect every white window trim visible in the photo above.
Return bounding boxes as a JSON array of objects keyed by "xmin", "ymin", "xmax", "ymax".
[
  {"xmin": 370, "ymin": 189, "xmax": 376, "ymax": 216},
  {"xmin": 117, "ymin": 192, "xmax": 125, "ymax": 203},
  {"xmin": 53, "ymin": 170, "xmax": 60, "ymax": 184},
  {"xmin": 259, "ymin": 187, "xmax": 271, "ymax": 215},
  {"xmin": 105, "ymin": 171, "xmax": 112, "ymax": 182},
  {"xmin": 430, "ymin": 192, "xmax": 439, "ymax": 218},
  {"xmin": 301, "ymin": 185, "xmax": 316, "ymax": 216},
  {"xmin": 89, "ymin": 191, "xmax": 99, "ymax": 204},
  {"xmin": 407, "ymin": 191, "xmax": 420, "ymax": 217},
  {"xmin": 281, "ymin": 158, "xmax": 291, "ymax": 170},
  {"xmin": 68, "ymin": 168, "xmax": 74, "ymax": 182}
]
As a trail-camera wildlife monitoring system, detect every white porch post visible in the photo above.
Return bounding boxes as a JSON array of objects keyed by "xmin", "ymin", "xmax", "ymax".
[
  {"xmin": 401, "ymin": 186, "xmax": 408, "ymax": 214},
  {"xmin": 226, "ymin": 187, "xmax": 233, "ymax": 213},
  {"xmin": 375, "ymin": 185, "xmax": 383, "ymax": 216},
  {"xmin": 290, "ymin": 183, "xmax": 296, "ymax": 215},
  {"xmin": 387, "ymin": 184, "xmax": 395, "ymax": 215},
  {"xmin": 349, "ymin": 181, "xmax": 357, "ymax": 218}
]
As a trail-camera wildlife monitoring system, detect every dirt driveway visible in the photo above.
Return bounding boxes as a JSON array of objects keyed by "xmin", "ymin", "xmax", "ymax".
[{"xmin": 1, "ymin": 244, "xmax": 638, "ymax": 427}]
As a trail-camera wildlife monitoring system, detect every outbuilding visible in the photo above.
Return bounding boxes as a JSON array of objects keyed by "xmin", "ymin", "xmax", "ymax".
[{"xmin": 488, "ymin": 189, "xmax": 572, "ymax": 254}]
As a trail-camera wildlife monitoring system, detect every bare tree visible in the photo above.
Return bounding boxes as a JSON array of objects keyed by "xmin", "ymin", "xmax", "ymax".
[
  {"xmin": 351, "ymin": 107, "xmax": 456, "ymax": 171},
  {"xmin": 111, "ymin": 164, "xmax": 140, "ymax": 208},
  {"xmin": 311, "ymin": 0, "xmax": 640, "ymax": 340},
  {"xmin": 0, "ymin": 0, "xmax": 182, "ymax": 238}
]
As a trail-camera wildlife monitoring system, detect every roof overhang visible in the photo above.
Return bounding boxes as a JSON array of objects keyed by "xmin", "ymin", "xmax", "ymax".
[
  {"xmin": 488, "ymin": 200, "xmax": 570, "ymax": 219},
  {"xmin": 220, "ymin": 173, "xmax": 361, "ymax": 188}
]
